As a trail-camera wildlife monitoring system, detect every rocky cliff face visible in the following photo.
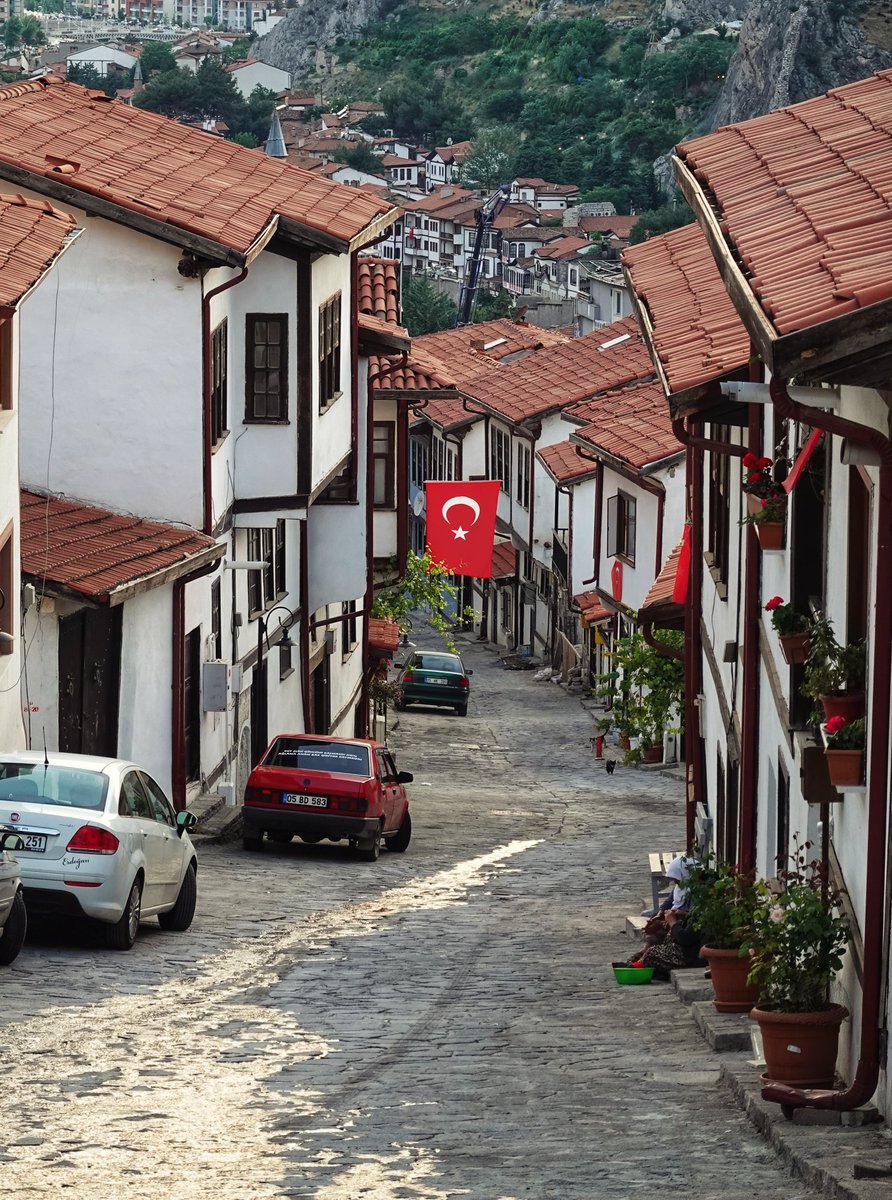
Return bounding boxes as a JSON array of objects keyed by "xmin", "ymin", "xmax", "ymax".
[
  {"xmin": 258, "ymin": 0, "xmax": 386, "ymax": 80},
  {"xmin": 660, "ymin": 0, "xmax": 747, "ymax": 26},
  {"xmin": 714, "ymin": 0, "xmax": 892, "ymax": 125}
]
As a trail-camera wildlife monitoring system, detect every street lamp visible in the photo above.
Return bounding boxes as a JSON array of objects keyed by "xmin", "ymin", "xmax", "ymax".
[{"xmin": 253, "ymin": 604, "xmax": 296, "ymax": 759}]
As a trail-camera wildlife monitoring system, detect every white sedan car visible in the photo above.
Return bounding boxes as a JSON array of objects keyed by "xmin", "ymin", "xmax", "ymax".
[
  {"xmin": 0, "ymin": 829, "xmax": 26, "ymax": 965},
  {"xmin": 0, "ymin": 752, "xmax": 198, "ymax": 951}
]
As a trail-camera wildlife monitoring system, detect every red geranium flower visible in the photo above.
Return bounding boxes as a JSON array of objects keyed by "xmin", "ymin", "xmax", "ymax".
[
  {"xmin": 748, "ymin": 470, "xmax": 762, "ymax": 482},
  {"xmin": 765, "ymin": 596, "xmax": 784, "ymax": 611},
  {"xmin": 825, "ymin": 715, "xmax": 847, "ymax": 735},
  {"xmin": 757, "ymin": 456, "xmax": 773, "ymax": 469},
  {"xmin": 742, "ymin": 452, "xmax": 758, "ymax": 468}
]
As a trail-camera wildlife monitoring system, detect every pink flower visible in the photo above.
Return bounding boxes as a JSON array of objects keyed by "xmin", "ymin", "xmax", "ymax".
[
  {"xmin": 825, "ymin": 715, "xmax": 847, "ymax": 735},
  {"xmin": 769, "ymin": 906, "xmax": 784, "ymax": 923},
  {"xmin": 765, "ymin": 596, "xmax": 784, "ymax": 611}
]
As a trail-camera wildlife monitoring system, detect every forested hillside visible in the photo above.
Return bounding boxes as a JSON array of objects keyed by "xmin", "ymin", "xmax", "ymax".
[{"xmin": 319, "ymin": 13, "xmax": 736, "ymax": 211}]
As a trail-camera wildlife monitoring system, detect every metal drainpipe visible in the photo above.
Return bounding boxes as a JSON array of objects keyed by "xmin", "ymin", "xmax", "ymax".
[
  {"xmin": 202, "ymin": 266, "xmax": 248, "ymax": 535},
  {"xmin": 171, "ymin": 557, "xmax": 221, "ymax": 812},
  {"xmin": 299, "ymin": 516, "xmax": 312, "ymax": 732},
  {"xmin": 738, "ymin": 388, "xmax": 764, "ymax": 875},
  {"xmin": 760, "ymin": 376, "xmax": 892, "ymax": 1113}
]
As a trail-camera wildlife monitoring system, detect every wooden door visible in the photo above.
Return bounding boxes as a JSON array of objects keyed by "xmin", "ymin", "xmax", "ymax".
[
  {"xmin": 183, "ymin": 627, "xmax": 201, "ymax": 782},
  {"xmin": 58, "ymin": 606, "xmax": 122, "ymax": 757}
]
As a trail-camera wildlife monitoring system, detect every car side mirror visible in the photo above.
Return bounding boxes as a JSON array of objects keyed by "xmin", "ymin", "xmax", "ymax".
[
  {"xmin": 396, "ymin": 771, "xmax": 413, "ymax": 784},
  {"xmin": 466, "ymin": 669, "xmax": 474, "ymax": 676},
  {"xmin": 0, "ymin": 830, "xmax": 23, "ymax": 852},
  {"xmin": 176, "ymin": 810, "xmax": 197, "ymax": 837},
  {"xmin": 395, "ymin": 661, "xmax": 405, "ymax": 670}
]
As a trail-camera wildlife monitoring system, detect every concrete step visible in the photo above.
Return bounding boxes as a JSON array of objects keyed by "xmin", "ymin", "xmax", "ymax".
[
  {"xmin": 691, "ymin": 1000, "xmax": 756, "ymax": 1052},
  {"xmin": 673, "ymin": 969, "xmax": 714, "ymax": 1005}
]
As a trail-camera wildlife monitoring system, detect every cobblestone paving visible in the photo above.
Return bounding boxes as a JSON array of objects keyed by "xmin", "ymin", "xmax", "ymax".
[{"xmin": 0, "ymin": 633, "xmax": 818, "ymax": 1199}]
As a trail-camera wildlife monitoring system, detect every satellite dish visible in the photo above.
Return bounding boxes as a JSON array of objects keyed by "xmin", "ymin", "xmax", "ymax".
[{"xmin": 413, "ymin": 492, "xmax": 426, "ymax": 517}]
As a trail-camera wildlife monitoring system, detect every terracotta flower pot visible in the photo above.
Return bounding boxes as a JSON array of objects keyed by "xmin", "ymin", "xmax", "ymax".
[
  {"xmin": 825, "ymin": 749, "xmax": 863, "ymax": 787},
  {"xmin": 751, "ymin": 1004, "xmax": 848, "ymax": 1087},
  {"xmin": 702, "ymin": 946, "xmax": 760, "ymax": 1013},
  {"xmin": 820, "ymin": 691, "xmax": 865, "ymax": 722},
  {"xmin": 641, "ymin": 745, "xmax": 662, "ymax": 763},
  {"xmin": 778, "ymin": 631, "xmax": 810, "ymax": 665},
  {"xmin": 756, "ymin": 520, "xmax": 785, "ymax": 550},
  {"xmin": 619, "ymin": 735, "xmax": 631, "ymax": 751},
  {"xmin": 746, "ymin": 493, "xmax": 762, "ymax": 518}
]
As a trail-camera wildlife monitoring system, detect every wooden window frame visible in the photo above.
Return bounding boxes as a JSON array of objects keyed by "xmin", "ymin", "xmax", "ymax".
[
  {"xmin": 0, "ymin": 521, "xmax": 13, "ymax": 655},
  {"xmin": 0, "ymin": 319, "xmax": 12, "ymax": 414},
  {"xmin": 606, "ymin": 490, "xmax": 637, "ymax": 566},
  {"xmin": 341, "ymin": 599, "xmax": 358, "ymax": 659},
  {"xmin": 210, "ymin": 318, "xmax": 228, "ymax": 446},
  {"xmin": 247, "ymin": 525, "xmax": 287, "ymax": 616},
  {"xmin": 210, "ymin": 578, "xmax": 222, "ymax": 660},
  {"xmin": 490, "ymin": 426, "xmax": 511, "ymax": 493},
  {"xmin": 245, "ymin": 313, "xmax": 288, "ymax": 423},
  {"xmin": 373, "ymin": 421, "xmax": 396, "ymax": 509},
  {"xmin": 706, "ymin": 423, "xmax": 731, "ymax": 592},
  {"xmin": 516, "ymin": 442, "xmax": 531, "ymax": 510},
  {"xmin": 318, "ymin": 293, "xmax": 342, "ymax": 411}
]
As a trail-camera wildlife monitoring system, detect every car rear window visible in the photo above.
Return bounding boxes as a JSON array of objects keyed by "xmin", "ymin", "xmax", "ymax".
[
  {"xmin": 264, "ymin": 739, "xmax": 372, "ymax": 777},
  {"xmin": 0, "ymin": 765, "xmax": 109, "ymax": 811},
  {"xmin": 413, "ymin": 654, "xmax": 461, "ymax": 672}
]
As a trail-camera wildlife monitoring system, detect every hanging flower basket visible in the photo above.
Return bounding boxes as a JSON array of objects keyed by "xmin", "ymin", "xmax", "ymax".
[
  {"xmin": 756, "ymin": 521, "xmax": 785, "ymax": 550},
  {"xmin": 778, "ymin": 631, "xmax": 810, "ymax": 665}
]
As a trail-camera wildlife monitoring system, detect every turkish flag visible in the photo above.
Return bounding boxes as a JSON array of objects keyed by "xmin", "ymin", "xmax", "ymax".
[{"xmin": 425, "ymin": 480, "xmax": 501, "ymax": 577}]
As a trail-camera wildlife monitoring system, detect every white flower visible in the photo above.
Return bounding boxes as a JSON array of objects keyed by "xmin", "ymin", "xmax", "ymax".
[{"xmin": 769, "ymin": 906, "xmax": 784, "ymax": 923}]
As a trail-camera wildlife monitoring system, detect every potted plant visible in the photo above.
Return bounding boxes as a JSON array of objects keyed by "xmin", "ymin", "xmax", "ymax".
[
  {"xmin": 764, "ymin": 596, "xmax": 810, "ymax": 665},
  {"xmin": 686, "ymin": 856, "xmax": 761, "ymax": 1012},
  {"xmin": 801, "ymin": 613, "xmax": 866, "ymax": 721},
  {"xmin": 746, "ymin": 842, "xmax": 850, "ymax": 1086},
  {"xmin": 823, "ymin": 716, "xmax": 865, "ymax": 787},
  {"xmin": 741, "ymin": 453, "xmax": 786, "ymax": 549}
]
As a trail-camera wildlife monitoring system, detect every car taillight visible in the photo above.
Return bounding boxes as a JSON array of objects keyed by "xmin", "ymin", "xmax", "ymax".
[
  {"xmin": 331, "ymin": 797, "xmax": 369, "ymax": 815},
  {"xmin": 66, "ymin": 825, "xmax": 119, "ymax": 854},
  {"xmin": 458, "ymin": 675, "xmax": 470, "ymax": 688},
  {"xmin": 403, "ymin": 671, "xmax": 414, "ymax": 681},
  {"xmin": 244, "ymin": 786, "xmax": 275, "ymax": 806}
]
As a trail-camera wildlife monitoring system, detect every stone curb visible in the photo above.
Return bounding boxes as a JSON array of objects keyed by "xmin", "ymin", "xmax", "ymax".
[{"xmin": 190, "ymin": 806, "xmax": 243, "ymax": 847}]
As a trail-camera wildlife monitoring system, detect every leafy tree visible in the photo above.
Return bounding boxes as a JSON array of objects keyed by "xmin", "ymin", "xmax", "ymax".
[
  {"xmin": 627, "ymin": 202, "xmax": 693, "ymax": 245},
  {"xmin": 133, "ymin": 70, "xmax": 203, "ymax": 121},
  {"xmin": 474, "ymin": 288, "xmax": 515, "ymax": 322},
  {"xmin": 372, "ymin": 551, "xmax": 474, "ymax": 650},
  {"xmin": 381, "ymin": 77, "xmax": 471, "ymax": 147},
  {"xmin": 244, "ymin": 84, "xmax": 278, "ymax": 143},
  {"xmin": 333, "ymin": 140, "xmax": 382, "ymax": 174},
  {"xmin": 67, "ymin": 62, "xmax": 123, "ymax": 97},
  {"xmin": 231, "ymin": 132, "xmax": 259, "ymax": 148},
  {"xmin": 402, "ymin": 277, "xmax": 457, "ymax": 336},
  {"xmin": 138, "ymin": 41, "xmax": 177, "ymax": 78},
  {"xmin": 222, "ymin": 38, "xmax": 253, "ymax": 65},
  {"xmin": 460, "ymin": 127, "xmax": 518, "ymax": 191}
]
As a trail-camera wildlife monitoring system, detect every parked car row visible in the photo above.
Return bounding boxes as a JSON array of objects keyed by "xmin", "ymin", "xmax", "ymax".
[{"xmin": 0, "ymin": 728, "xmax": 421, "ymax": 963}]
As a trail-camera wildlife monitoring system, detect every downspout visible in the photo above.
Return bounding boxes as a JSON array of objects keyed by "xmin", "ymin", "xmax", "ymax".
[
  {"xmin": 350, "ymin": 251, "xmax": 360, "ymax": 499},
  {"xmin": 202, "ymin": 266, "xmax": 249, "ymax": 535},
  {"xmin": 361, "ymin": 368, "xmax": 374, "ymax": 737},
  {"xmin": 396, "ymin": 396, "xmax": 409, "ymax": 574},
  {"xmin": 761, "ymin": 376, "xmax": 892, "ymax": 1114},
  {"xmin": 299, "ymin": 516, "xmax": 312, "ymax": 732},
  {"xmin": 171, "ymin": 558, "xmax": 221, "ymax": 811},
  {"xmin": 641, "ymin": 620, "xmax": 683, "ymax": 662}
]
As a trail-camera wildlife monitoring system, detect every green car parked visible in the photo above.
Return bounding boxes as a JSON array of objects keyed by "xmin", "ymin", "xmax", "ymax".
[{"xmin": 395, "ymin": 650, "xmax": 472, "ymax": 717}]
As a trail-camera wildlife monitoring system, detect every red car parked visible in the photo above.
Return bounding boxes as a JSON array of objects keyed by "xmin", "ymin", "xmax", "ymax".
[{"xmin": 243, "ymin": 734, "xmax": 412, "ymax": 862}]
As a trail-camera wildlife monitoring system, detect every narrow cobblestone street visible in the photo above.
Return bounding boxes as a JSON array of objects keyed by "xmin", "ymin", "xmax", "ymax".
[{"xmin": 0, "ymin": 632, "xmax": 818, "ymax": 1199}]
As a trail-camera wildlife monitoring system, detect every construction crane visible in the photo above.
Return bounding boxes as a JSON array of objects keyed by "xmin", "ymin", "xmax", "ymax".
[{"xmin": 455, "ymin": 184, "xmax": 512, "ymax": 327}]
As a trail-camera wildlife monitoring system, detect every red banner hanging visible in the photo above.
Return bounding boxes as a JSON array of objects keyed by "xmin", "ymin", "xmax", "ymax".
[
  {"xmin": 425, "ymin": 480, "xmax": 501, "ymax": 577},
  {"xmin": 783, "ymin": 428, "xmax": 823, "ymax": 494},
  {"xmin": 672, "ymin": 525, "xmax": 691, "ymax": 604}
]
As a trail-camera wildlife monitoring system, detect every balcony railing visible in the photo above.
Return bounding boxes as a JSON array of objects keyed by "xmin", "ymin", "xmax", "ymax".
[{"xmin": 551, "ymin": 528, "xmax": 568, "ymax": 582}]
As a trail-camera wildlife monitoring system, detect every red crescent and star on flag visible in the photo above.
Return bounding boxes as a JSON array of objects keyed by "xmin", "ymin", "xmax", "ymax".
[{"xmin": 424, "ymin": 480, "xmax": 501, "ymax": 578}]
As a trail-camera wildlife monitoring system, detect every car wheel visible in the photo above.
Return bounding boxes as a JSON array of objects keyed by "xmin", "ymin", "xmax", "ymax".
[
  {"xmin": 269, "ymin": 832, "xmax": 293, "ymax": 844},
  {"xmin": 357, "ymin": 823, "xmax": 382, "ymax": 862},
  {"xmin": 242, "ymin": 832, "xmax": 264, "ymax": 851},
  {"xmin": 455, "ymin": 704, "xmax": 468, "ymax": 717},
  {"xmin": 384, "ymin": 810, "xmax": 412, "ymax": 853},
  {"xmin": 103, "ymin": 876, "xmax": 142, "ymax": 951},
  {"xmin": 0, "ymin": 890, "xmax": 27, "ymax": 966},
  {"xmin": 300, "ymin": 834, "xmax": 323, "ymax": 843},
  {"xmin": 157, "ymin": 862, "xmax": 197, "ymax": 932}
]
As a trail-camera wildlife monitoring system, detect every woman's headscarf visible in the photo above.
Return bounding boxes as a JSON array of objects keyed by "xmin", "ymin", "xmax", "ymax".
[{"xmin": 665, "ymin": 856, "xmax": 692, "ymax": 882}]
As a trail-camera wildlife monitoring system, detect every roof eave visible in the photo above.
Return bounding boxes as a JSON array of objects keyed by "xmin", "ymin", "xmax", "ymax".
[
  {"xmin": 104, "ymin": 542, "xmax": 226, "ymax": 606},
  {"xmin": 568, "ymin": 429, "xmax": 676, "ymax": 479},
  {"xmin": 0, "ymin": 159, "xmax": 243, "ymax": 267},
  {"xmin": 7, "ymin": 223, "xmax": 83, "ymax": 310}
]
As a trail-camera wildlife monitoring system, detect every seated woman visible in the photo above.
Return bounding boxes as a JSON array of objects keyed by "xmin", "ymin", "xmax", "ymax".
[{"xmin": 629, "ymin": 856, "xmax": 703, "ymax": 980}]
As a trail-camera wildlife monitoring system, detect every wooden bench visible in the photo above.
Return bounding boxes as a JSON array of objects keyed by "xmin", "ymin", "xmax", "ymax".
[{"xmin": 643, "ymin": 811, "xmax": 714, "ymax": 916}]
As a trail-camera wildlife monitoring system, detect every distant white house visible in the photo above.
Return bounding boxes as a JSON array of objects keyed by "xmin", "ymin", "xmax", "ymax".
[
  {"xmin": 225, "ymin": 58, "xmax": 291, "ymax": 99},
  {"xmin": 66, "ymin": 44, "xmax": 139, "ymax": 78}
]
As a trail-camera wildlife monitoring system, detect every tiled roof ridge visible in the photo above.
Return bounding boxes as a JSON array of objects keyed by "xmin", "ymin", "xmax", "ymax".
[
  {"xmin": 0, "ymin": 74, "xmax": 64, "ymax": 100},
  {"xmin": 0, "ymin": 192, "xmax": 76, "ymax": 228}
]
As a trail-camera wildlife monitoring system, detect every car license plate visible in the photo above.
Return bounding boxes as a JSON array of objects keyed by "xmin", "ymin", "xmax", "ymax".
[
  {"xmin": 283, "ymin": 794, "xmax": 328, "ymax": 807},
  {"xmin": 426, "ymin": 676, "xmax": 448, "ymax": 685},
  {"xmin": 19, "ymin": 833, "xmax": 47, "ymax": 852}
]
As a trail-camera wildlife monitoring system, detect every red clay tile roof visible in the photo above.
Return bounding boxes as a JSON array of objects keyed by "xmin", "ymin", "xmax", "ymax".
[
  {"xmin": 411, "ymin": 396, "xmax": 477, "ymax": 431},
  {"xmin": 535, "ymin": 236, "xmax": 592, "ymax": 260},
  {"xmin": 0, "ymin": 77, "xmax": 395, "ymax": 259},
  {"xmin": 623, "ymin": 223, "xmax": 751, "ymax": 400},
  {"xmin": 0, "ymin": 194, "xmax": 79, "ymax": 308},
  {"xmin": 570, "ymin": 378, "xmax": 683, "ymax": 470},
  {"xmin": 464, "ymin": 316, "xmax": 652, "ymax": 423},
  {"xmin": 357, "ymin": 311, "xmax": 409, "ymax": 352},
  {"xmin": 368, "ymin": 617, "xmax": 401, "ymax": 655},
  {"xmin": 640, "ymin": 540, "xmax": 684, "ymax": 613},
  {"xmin": 676, "ymin": 70, "xmax": 892, "ymax": 335},
  {"xmin": 515, "ymin": 177, "xmax": 578, "ymax": 193},
  {"xmin": 410, "ymin": 187, "xmax": 475, "ymax": 213},
  {"xmin": 357, "ymin": 257, "xmax": 400, "ymax": 323},
  {"xmin": 20, "ymin": 489, "xmax": 223, "ymax": 603},
  {"xmin": 537, "ymin": 441, "xmax": 598, "ymax": 485},
  {"xmin": 492, "ymin": 541, "xmax": 517, "ymax": 579},
  {"xmin": 578, "ymin": 215, "xmax": 640, "ymax": 238},
  {"xmin": 574, "ymin": 591, "xmax": 612, "ymax": 623}
]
